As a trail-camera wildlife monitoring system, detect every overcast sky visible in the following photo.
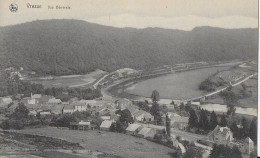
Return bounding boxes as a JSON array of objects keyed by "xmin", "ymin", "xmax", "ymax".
[{"xmin": 0, "ymin": 0, "xmax": 258, "ymax": 30}]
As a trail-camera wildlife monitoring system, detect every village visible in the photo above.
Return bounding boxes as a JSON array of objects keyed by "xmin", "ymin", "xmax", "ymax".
[
  {"xmin": 0, "ymin": 58, "xmax": 257, "ymax": 158},
  {"xmin": 0, "ymin": 76, "xmax": 257, "ymax": 158}
]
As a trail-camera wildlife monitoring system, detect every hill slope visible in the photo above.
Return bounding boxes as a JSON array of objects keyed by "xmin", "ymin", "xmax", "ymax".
[{"xmin": 0, "ymin": 19, "xmax": 258, "ymax": 75}]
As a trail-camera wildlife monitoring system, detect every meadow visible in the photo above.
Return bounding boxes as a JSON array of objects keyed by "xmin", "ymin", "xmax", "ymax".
[
  {"xmin": 28, "ymin": 69, "xmax": 106, "ymax": 88},
  {"xmin": 15, "ymin": 127, "xmax": 174, "ymax": 158}
]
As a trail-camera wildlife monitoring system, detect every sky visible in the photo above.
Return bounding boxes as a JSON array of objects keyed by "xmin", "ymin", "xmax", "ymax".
[{"xmin": 0, "ymin": 0, "xmax": 258, "ymax": 30}]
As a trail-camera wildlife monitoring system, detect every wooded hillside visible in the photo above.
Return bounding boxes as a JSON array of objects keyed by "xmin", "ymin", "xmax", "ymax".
[{"xmin": 0, "ymin": 19, "xmax": 257, "ymax": 75}]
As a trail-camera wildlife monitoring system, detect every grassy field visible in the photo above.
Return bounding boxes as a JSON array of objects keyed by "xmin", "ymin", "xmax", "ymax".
[
  {"xmin": 28, "ymin": 69, "xmax": 107, "ymax": 88},
  {"xmin": 207, "ymin": 78, "xmax": 257, "ymax": 108},
  {"xmin": 0, "ymin": 130, "xmax": 120, "ymax": 158},
  {"xmin": 15, "ymin": 127, "xmax": 174, "ymax": 158}
]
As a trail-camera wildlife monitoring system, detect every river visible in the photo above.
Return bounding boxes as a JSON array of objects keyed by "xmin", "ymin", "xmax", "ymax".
[{"xmin": 125, "ymin": 66, "xmax": 230, "ymax": 99}]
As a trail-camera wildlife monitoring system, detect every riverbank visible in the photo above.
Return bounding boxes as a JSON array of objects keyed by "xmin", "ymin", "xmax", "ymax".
[{"xmin": 106, "ymin": 66, "xmax": 232, "ymax": 100}]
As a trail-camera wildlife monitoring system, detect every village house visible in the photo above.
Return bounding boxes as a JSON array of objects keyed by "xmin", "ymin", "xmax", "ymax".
[
  {"xmin": 171, "ymin": 116, "xmax": 188, "ymax": 130},
  {"xmin": 39, "ymin": 110, "xmax": 52, "ymax": 115},
  {"xmin": 48, "ymin": 98, "xmax": 62, "ymax": 104},
  {"xmin": 38, "ymin": 95, "xmax": 54, "ymax": 104},
  {"xmin": 63, "ymin": 104, "xmax": 75, "ymax": 114},
  {"xmin": 78, "ymin": 99, "xmax": 97, "ymax": 107},
  {"xmin": 27, "ymin": 98, "xmax": 39, "ymax": 104},
  {"xmin": 70, "ymin": 120, "xmax": 91, "ymax": 130},
  {"xmin": 208, "ymin": 125, "xmax": 234, "ymax": 144},
  {"xmin": 126, "ymin": 123, "xmax": 143, "ymax": 135},
  {"xmin": 162, "ymin": 112, "xmax": 188, "ymax": 130},
  {"xmin": 116, "ymin": 98, "xmax": 132, "ymax": 110},
  {"xmin": 100, "ymin": 116, "xmax": 111, "ymax": 121},
  {"xmin": 0, "ymin": 97, "xmax": 12, "ymax": 105},
  {"xmin": 233, "ymin": 137, "xmax": 254, "ymax": 154},
  {"xmin": 209, "ymin": 126, "xmax": 254, "ymax": 155},
  {"xmin": 137, "ymin": 127, "xmax": 157, "ymax": 138},
  {"xmin": 29, "ymin": 110, "xmax": 38, "ymax": 116},
  {"xmin": 31, "ymin": 93, "xmax": 42, "ymax": 99},
  {"xmin": 74, "ymin": 102, "xmax": 87, "ymax": 112},
  {"xmin": 49, "ymin": 105, "xmax": 64, "ymax": 115},
  {"xmin": 162, "ymin": 112, "xmax": 180, "ymax": 124},
  {"xmin": 172, "ymin": 100, "xmax": 187, "ymax": 107},
  {"xmin": 100, "ymin": 114, "xmax": 119, "ymax": 122},
  {"xmin": 25, "ymin": 104, "xmax": 41, "ymax": 112},
  {"xmin": 96, "ymin": 104, "xmax": 116, "ymax": 116},
  {"xmin": 133, "ymin": 110, "xmax": 154, "ymax": 122},
  {"xmin": 100, "ymin": 120, "xmax": 114, "ymax": 131}
]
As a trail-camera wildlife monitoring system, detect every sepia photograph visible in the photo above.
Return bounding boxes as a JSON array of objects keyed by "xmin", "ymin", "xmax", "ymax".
[{"xmin": 0, "ymin": 0, "xmax": 258, "ymax": 157}]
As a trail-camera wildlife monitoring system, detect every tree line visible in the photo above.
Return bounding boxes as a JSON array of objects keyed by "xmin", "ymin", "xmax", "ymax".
[{"xmin": 0, "ymin": 72, "xmax": 102, "ymax": 101}]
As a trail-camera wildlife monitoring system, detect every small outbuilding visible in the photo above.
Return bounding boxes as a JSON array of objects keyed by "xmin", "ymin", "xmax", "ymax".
[
  {"xmin": 137, "ymin": 127, "xmax": 157, "ymax": 138},
  {"xmin": 126, "ymin": 124, "xmax": 143, "ymax": 135},
  {"xmin": 100, "ymin": 120, "xmax": 114, "ymax": 131}
]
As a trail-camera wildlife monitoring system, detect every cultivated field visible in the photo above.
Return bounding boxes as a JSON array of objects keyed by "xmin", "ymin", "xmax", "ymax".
[
  {"xmin": 29, "ymin": 69, "xmax": 107, "ymax": 88},
  {"xmin": 208, "ymin": 78, "xmax": 258, "ymax": 108},
  {"xmin": 15, "ymin": 127, "xmax": 174, "ymax": 158}
]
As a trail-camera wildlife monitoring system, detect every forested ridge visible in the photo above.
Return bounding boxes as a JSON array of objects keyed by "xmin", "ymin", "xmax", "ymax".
[{"xmin": 0, "ymin": 19, "xmax": 257, "ymax": 75}]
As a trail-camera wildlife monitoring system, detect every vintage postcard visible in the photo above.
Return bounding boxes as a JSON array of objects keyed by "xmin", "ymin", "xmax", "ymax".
[{"xmin": 0, "ymin": 0, "xmax": 258, "ymax": 158}]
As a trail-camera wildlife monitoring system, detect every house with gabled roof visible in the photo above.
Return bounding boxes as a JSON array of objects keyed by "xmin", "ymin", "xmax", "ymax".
[
  {"xmin": 126, "ymin": 123, "xmax": 143, "ymax": 135},
  {"xmin": 116, "ymin": 98, "xmax": 132, "ymax": 110},
  {"xmin": 49, "ymin": 105, "xmax": 64, "ymax": 114},
  {"xmin": 133, "ymin": 110, "xmax": 154, "ymax": 122},
  {"xmin": 100, "ymin": 120, "xmax": 114, "ymax": 131},
  {"xmin": 171, "ymin": 116, "xmax": 188, "ymax": 130},
  {"xmin": 38, "ymin": 95, "xmax": 54, "ymax": 104},
  {"xmin": 137, "ymin": 127, "xmax": 157, "ymax": 138},
  {"xmin": 0, "ymin": 97, "xmax": 12, "ymax": 105},
  {"xmin": 96, "ymin": 104, "xmax": 116, "ymax": 115},
  {"xmin": 31, "ymin": 93, "xmax": 42, "ymax": 99},
  {"xmin": 48, "ymin": 98, "xmax": 62, "ymax": 104},
  {"xmin": 70, "ymin": 120, "xmax": 91, "ymax": 130},
  {"xmin": 63, "ymin": 104, "xmax": 75, "ymax": 114},
  {"xmin": 162, "ymin": 112, "xmax": 188, "ymax": 130},
  {"xmin": 74, "ymin": 102, "xmax": 87, "ymax": 112},
  {"xmin": 208, "ymin": 125, "xmax": 234, "ymax": 144},
  {"xmin": 232, "ymin": 137, "xmax": 254, "ymax": 154}
]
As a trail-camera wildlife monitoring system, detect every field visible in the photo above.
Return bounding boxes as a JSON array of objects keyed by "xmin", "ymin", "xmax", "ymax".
[
  {"xmin": 15, "ymin": 127, "xmax": 174, "ymax": 158},
  {"xmin": 208, "ymin": 77, "xmax": 258, "ymax": 108},
  {"xmin": 28, "ymin": 69, "xmax": 107, "ymax": 88}
]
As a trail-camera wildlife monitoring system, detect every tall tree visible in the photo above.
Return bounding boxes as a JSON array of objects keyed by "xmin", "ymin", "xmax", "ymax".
[
  {"xmin": 241, "ymin": 117, "xmax": 249, "ymax": 138},
  {"xmin": 183, "ymin": 147, "xmax": 203, "ymax": 158},
  {"xmin": 231, "ymin": 146, "xmax": 243, "ymax": 158},
  {"xmin": 119, "ymin": 109, "xmax": 134, "ymax": 125},
  {"xmin": 151, "ymin": 90, "xmax": 160, "ymax": 103},
  {"xmin": 188, "ymin": 109, "xmax": 198, "ymax": 129},
  {"xmin": 166, "ymin": 113, "xmax": 171, "ymax": 137},
  {"xmin": 249, "ymin": 118, "xmax": 257, "ymax": 143},
  {"xmin": 210, "ymin": 144, "xmax": 243, "ymax": 158},
  {"xmin": 209, "ymin": 111, "xmax": 218, "ymax": 130},
  {"xmin": 220, "ymin": 90, "xmax": 238, "ymax": 115},
  {"xmin": 12, "ymin": 102, "xmax": 29, "ymax": 119},
  {"xmin": 150, "ymin": 102, "xmax": 161, "ymax": 125},
  {"xmin": 219, "ymin": 114, "xmax": 227, "ymax": 127},
  {"xmin": 210, "ymin": 144, "xmax": 232, "ymax": 158},
  {"xmin": 199, "ymin": 109, "xmax": 209, "ymax": 130},
  {"xmin": 230, "ymin": 122, "xmax": 242, "ymax": 140}
]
